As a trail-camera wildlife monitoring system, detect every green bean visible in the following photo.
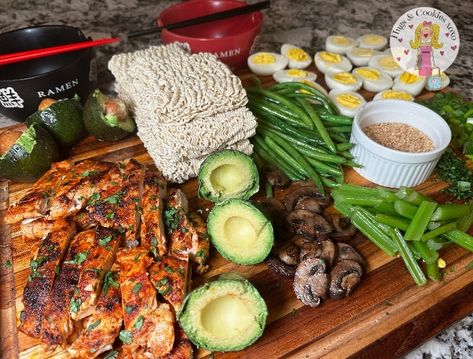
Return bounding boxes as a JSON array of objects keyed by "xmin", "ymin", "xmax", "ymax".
[
  {"xmin": 430, "ymin": 204, "xmax": 470, "ymax": 222},
  {"xmin": 443, "ymin": 230, "xmax": 473, "ymax": 252},
  {"xmin": 421, "ymin": 222, "xmax": 457, "ymax": 242},
  {"xmin": 264, "ymin": 134, "xmax": 325, "ymax": 193},
  {"xmin": 319, "ymin": 113, "xmax": 353, "ymax": 125},
  {"xmin": 248, "ymin": 100, "xmax": 308, "ymax": 129},
  {"xmin": 322, "ymin": 177, "xmax": 339, "ymax": 188},
  {"xmin": 305, "ymin": 157, "xmax": 342, "ymax": 177},
  {"xmin": 375, "ymin": 214, "xmax": 410, "ymax": 231},
  {"xmin": 326, "ymin": 126, "xmax": 353, "ymax": 133},
  {"xmin": 404, "ymin": 200, "xmax": 438, "ymax": 241},
  {"xmin": 292, "ymin": 143, "xmax": 350, "ymax": 165},
  {"xmin": 296, "ymin": 98, "xmax": 337, "ymax": 153},
  {"xmin": 389, "ymin": 228, "xmax": 427, "ymax": 286},
  {"xmin": 336, "ymin": 143, "xmax": 353, "ymax": 151},
  {"xmin": 330, "ymin": 132, "xmax": 350, "ymax": 143},
  {"xmin": 394, "ymin": 200, "xmax": 418, "ymax": 219}
]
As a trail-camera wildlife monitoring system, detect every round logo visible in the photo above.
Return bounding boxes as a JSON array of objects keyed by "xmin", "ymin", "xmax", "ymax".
[{"xmin": 389, "ymin": 7, "xmax": 460, "ymax": 77}]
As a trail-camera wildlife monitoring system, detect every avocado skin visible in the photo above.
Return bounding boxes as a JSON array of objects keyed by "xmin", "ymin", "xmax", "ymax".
[
  {"xmin": 0, "ymin": 124, "xmax": 59, "ymax": 182},
  {"xmin": 178, "ymin": 275, "xmax": 268, "ymax": 352},
  {"xmin": 83, "ymin": 89, "xmax": 135, "ymax": 142},
  {"xmin": 26, "ymin": 98, "xmax": 86, "ymax": 148}
]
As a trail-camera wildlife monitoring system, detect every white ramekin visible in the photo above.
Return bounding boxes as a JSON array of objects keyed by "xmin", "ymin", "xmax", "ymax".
[{"xmin": 349, "ymin": 99, "xmax": 451, "ymax": 188}]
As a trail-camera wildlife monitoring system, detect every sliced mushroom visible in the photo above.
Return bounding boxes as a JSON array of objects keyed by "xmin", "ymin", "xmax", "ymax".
[
  {"xmin": 319, "ymin": 239, "xmax": 337, "ymax": 268},
  {"xmin": 283, "ymin": 186, "xmax": 331, "ymax": 212},
  {"xmin": 293, "ymin": 257, "xmax": 329, "ymax": 307},
  {"xmin": 336, "ymin": 243, "xmax": 365, "ymax": 266},
  {"xmin": 262, "ymin": 165, "xmax": 290, "ymax": 188},
  {"xmin": 329, "ymin": 214, "xmax": 357, "ymax": 242},
  {"xmin": 329, "ymin": 259, "xmax": 363, "ymax": 299},
  {"xmin": 294, "ymin": 196, "xmax": 323, "ymax": 213},
  {"xmin": 278, "ymin": 243, "xmax": 300, "ymax": 266},
  {"xmin": 299, "ymin": 241, "xmax": 321, "ymax": 261},
  {"xmin": 267, "ymin": 256, "xmax": 296, "ymax": 277},
  {"xmin": 287, "ymin": 210, "xmax": 333, "ymax": 239},
  {"xmin": 254, "ymin": 198, "xmax": 289, "ymax": 240},
  {"xmin": 291, "ymin": 234, "xmax": 314, "ymax": 248}
]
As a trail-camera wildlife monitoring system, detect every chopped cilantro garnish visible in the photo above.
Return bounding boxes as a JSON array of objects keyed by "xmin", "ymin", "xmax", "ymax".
[
  {"xmin": 132, "ymin": 282, "xmax": 142, "ymax": 294},
  {"xmin": 164, "ymin": 208, "xmax": 180, "ymax": 232},
  {"xmin": 65, "ymin": 251, "xmax": 88, "ymax": 265},
  {"xmin": 103, "ymin": 271, "xmax": 119, "ymax": 295},
  {"xmin": 133, "ymin": 315, "xmax": 144, "ymax": 330},
  {"xmin": 99, "ymin": 235, "xmax": 113, "ymax": 247},
  {"xmin": 86, "ymin": 319, "xmax": 101, "ymax": 332},
  {"xmin": 70, "ymin": 298, "xmax": 82, "ymax": 314},
  {"xmin": 119, "ymin": 330, "xmax": 133, "ymax": 344}
]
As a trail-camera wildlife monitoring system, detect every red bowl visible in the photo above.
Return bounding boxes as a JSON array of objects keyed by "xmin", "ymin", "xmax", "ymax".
[{"xmin": 157, "ymin": 0, "xmax": 263, "ymax": 69}]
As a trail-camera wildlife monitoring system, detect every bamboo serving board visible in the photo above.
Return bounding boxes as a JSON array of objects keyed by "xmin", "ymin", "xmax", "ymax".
[{"xmin": 1, "ymin": 69, "xmax": 473, "ymax": 359}]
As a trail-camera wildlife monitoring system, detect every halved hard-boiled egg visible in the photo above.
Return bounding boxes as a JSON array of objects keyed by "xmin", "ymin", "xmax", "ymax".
[
  {"xmin": 273, "ymin": 69, "xmax": 317, "ymax": 83},
  {"xmin": 373, "ymin": 89, "xmax": 414, "ymax": 102},
  {"xmin": 325, "ymin": 72, "xmax": 362, "ymax": 92},
  {"xmin": 346, "ymin": 47, "xmax": 378, "ymax": 67},
  {"xmin": 357, "ymin": 34, "xmax": 387, "ymax": 50},
  {"xmin": 247, "ymin": 52, "xmax": 288, "ymax": 76},
  {"xmin": 425, "ymin": 72, "xmax": 450, "ymax": 91},
  {"xmin": 392, "ymin": 72, "xmax": 426, "ymax": 96},
  {"xmin": 314, "ymin": 51, "xmax": 352, "ymax": 75},
  {"xmin": 328, "ymin": 89, "xmax": 366, "ymax": 117},
  {"xmin": 281, "ymin": 44, "xmax": 312, "ymax": 69},
  {"xmin": 352, "ymin": 67, "xmax": 393, "ymax": 92},
  {"xmin": 298, "ymin": 79, "xmax": 329, "ymax": 96},
  {"xmin": 368, "ymin": 55, "xmax": 403, "ymax": 78},
  {"xmin": 325, "ymin": 35, "xmax": 357, "ymax": 54}
]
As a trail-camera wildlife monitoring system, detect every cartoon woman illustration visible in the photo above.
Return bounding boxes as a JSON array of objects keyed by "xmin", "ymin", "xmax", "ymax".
[{"xmin": 410, "ymin": 21, "xmax": 443, "ymax": 77}]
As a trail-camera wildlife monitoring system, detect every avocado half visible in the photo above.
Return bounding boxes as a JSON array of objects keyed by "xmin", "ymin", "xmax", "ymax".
[
  {"xmin": 198, "ymin": 150, "xmax": 259, "ymax": 202},
  {"xmin": 0, "ymin": 124, "xmax": 59, "ymax": 182},
  {"xmin": 26, "ymin": 98, "xmax": 86, "ymax": 148},
  {"xmin": 178, "ymin": 273, "xmax": 268, "ymax": 352},
  {"xmin": 207, "ymin": 199, "xmax": 274, "ymax": 265},
  {"xmin": 83, "ymin": 89, "xmax": 135, "ymax": 141}
]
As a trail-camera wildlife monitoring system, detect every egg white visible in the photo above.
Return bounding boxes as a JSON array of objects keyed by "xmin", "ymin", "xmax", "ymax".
[
  {"xmin": 392, "ymin": 72, "xmax": 426, "ymax": 96},
  {"xmin": 273, "ymin": 69, "xmax": 317, "ymax": 83},
  {"xmin": 425, "ymin": 72, "xmax": 450, "ymax": 91},
  {"xmin": 281, "ymin": 44, "xmax": 312, "ymax": 69},
  {"xmin": 346, "ymin": 47, "xmax": 379, "ymax": 67},
  {"xmin": 314, "ymin": 51, "xmax": 352, "ymax": 76},
  {"xmin": 353, "ymin": 67, "xmax": 393, "ymax": 92},
  {"xmin": 325, "ymin": 35, "xmax": 358, "ymax": 54},
  {"xmin": 247, "ymin": 52, "xmax": 288, "ymax": 76},
  {"xmin": 357, "ymin": 34, "xmax": 387, "ymax": 50},
  {"xmin": 368, "ymin": 55, "xmax": 403, "ymax": 78},
  {"xmin": 373, "ymin": 89, "xmax": 414, "ymax": 102},
  {"xmin": 328, "ymin": 89, "xmax": 366, "ymax": 117},
  {"xmin": 325, "ymin": 72, "xmax": 362, "ymax": 92}
]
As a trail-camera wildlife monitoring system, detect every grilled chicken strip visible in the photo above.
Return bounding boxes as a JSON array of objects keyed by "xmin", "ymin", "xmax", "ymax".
[
  {"xmin": 46, "ymin": 160, "xmax": 114, "ymax": 220},
  {"xmin": 140, "ymin": 170, "xmax": 167, "ymax": 256},
  {"xmin": 73, "ymin": 210, "xmax": 98, "ymax": 231},
  {"xmin": 161, "ymin": 327, "xmax": 193, "ymax": 359},
  {"xmin": 115, "ymin": 248, "xmax": 175, "ymax": 358},
  {"xmin": 166, "ymin": 189, "xmax": 210, "ymax": 274},
  {"xmin": 87, "ymin": 160, "xmax": 145, "ymax": 247},
  {"xmin": 40, "ymin": 229, "xmax": 99, "ymax": 350},
  {"xmin": 149, "ymin": 255, "xmax": 190, "ymax": 313},
  {"xmin": 21, "ymin": 217, "xmax": 71, "ymax": 240},
  {"xmin": 18, "ymin": 222, "xmax": 76, "ymax": 338},
  {"xmin": 68, "ymin": 269, "xmax": 123, "ymax": 358},
  {"xmin": 70, "ymin": 227, "xmax": 121, "ymax": 320},
  {"xmin": 5, "ymin": 160, "xmax": 72, "ymax": 224}
]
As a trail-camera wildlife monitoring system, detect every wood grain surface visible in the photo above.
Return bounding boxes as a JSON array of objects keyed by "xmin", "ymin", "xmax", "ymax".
[{"xmin": 1, "ymin": 70, "xmax": 473, "ymax": 359}]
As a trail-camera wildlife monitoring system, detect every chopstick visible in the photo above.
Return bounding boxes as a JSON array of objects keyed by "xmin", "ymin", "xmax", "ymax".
[{"xmin": 0, "ymin": 0, "xmax": 270, "ymax": 66}]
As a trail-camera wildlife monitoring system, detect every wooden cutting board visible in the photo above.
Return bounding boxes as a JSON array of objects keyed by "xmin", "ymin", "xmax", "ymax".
[{"xmin": 1, "ymin": 69, "xmax": 473, "ymax": 359}]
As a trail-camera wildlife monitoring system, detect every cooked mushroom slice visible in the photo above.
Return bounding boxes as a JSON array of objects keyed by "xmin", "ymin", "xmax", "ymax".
[
  {"xmin": 319, "ymin": 239, "xmax": 337, "ymax": 268},
  {"xmin": 267, "ymin": 256, "xmax": 296, "ymax": 277},
  {"xmin": 287, "ymin": 210, "xmax": 333, "ymax": 238},
  {"xmin": 329, "ymin": 214, "xmax": 357, "ymax": 242},
  {"xmin": 291, "ymin": 234, "xmax": 313, "ymax": 248},
  {"xmin": 329, "ymin": 259, "xmax": 363, "ymax": 299},
  {"xmin": 294, "ymin": 196, "xmax": 323, "ymax": 214},
  {"xmin": 282, "ymin": 186, "xmax": 331, "ymax": 211},
  {"xmin": 254, "ymin": 198, "xmax": 289, "ymax": 240},
  {"xmin": 336, "ymin": 243, "xmax": 365, "ymax": 266},
  {"xmin": 299, "ymin": 240, "xmax": 321, "ymax": 261},
  {"xmin": 293, "ymin": 257, "xmax": 329, "ymax": 307},
  {"xmin": 278, "ymin": 243, "xmax": 300, "ymax": 266},
  {"xmin": 262, "ymin": 165, "xmax": 290, "ymax": 188}
]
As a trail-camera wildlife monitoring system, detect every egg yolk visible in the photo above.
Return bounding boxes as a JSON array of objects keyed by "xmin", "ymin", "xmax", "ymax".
[
  {"xmin": 287, "ymin": 69, "xmax": 308, "ymax": 78},
  {"xmin": 379, "ymin": 56, "xmax": 400, "ymax": 70},
  {"xmin": 353, "ymin": 48, "xmax": 374, "ymax": 57},
  {"xmin": 287, "ymin": 48, "xmax": 309, "ymax": 62},
  {"xmin": 252, "ymin": 53, "xmax": 276, "ymax": 65},
  {"xmin": 363, "ymin": 34, "xmax": 384, "ymax": 45},
  {"xmin": 320, "ymin": 51, "xmax": 341, "ymax": 63},
  {"xmin": 336, "ymin": 94, "xmax": 362, "ymax": 108},
  {"xmin": 333, "ymin": 73, "xmax": 357, "ymax": 84},
  {"xmin": 331, "ymin": 36, "xmax": 350, "ymax": 45},
  {"xmin": 355, "ymin": 68, "xmax": 380, "ymax": 80},
  {"xmin": 400, "ymin": 72, "xmax": 421, "ymax": 84},
  {"xmin": 381, "ymin": 90, "xmax": 413, "ymax": 101}
]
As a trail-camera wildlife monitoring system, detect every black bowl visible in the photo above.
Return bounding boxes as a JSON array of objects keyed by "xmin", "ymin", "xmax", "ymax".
[{"xmin": 0, "ymin": 25, "xmax": 97, "ymax": 122}]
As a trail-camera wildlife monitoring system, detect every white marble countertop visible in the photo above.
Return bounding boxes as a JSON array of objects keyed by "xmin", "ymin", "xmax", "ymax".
[{"xmin": 1, "ymin": 1, "xmax": 472, "ymax": 358}]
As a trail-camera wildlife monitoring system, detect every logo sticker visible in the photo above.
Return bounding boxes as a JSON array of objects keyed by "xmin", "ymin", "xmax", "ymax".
[
  {"xmin": 390, "ymin": 7, "xmax": 459, "ymax": 77},
  {"xmin": 0, "ymin": 87, "xmax": 24, "ymax": 108}
]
